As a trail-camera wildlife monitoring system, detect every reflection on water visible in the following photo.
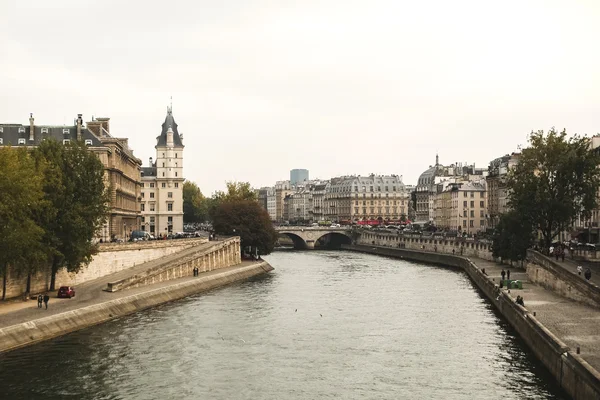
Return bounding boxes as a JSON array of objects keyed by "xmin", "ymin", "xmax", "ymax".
[{"xmin": 0, "ymin": 250, "xmax": 567, "ymax": 400}]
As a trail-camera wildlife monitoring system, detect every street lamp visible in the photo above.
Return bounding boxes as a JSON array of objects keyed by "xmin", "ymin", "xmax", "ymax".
[{"xmin": 123, "ymin": 223, "xmax": 126, "ymax": 241}]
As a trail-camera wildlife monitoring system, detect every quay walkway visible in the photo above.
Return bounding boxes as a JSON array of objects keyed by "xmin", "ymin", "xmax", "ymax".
[{"xmin": 471, "ymin": 257, "xmax": 600, "ymax": 372}]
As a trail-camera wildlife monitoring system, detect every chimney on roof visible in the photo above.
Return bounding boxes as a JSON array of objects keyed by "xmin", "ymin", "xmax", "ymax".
[
  {"xmin": 149, "ymin": 157, "xmax": 153, "ymax": 167},
  {"xmin": 29, "ymin": 113, "xmax": 34, "ymax": 141},
  {"xmin": 76, "ymin": 114, "xmax": 83, "ymax": 141}
]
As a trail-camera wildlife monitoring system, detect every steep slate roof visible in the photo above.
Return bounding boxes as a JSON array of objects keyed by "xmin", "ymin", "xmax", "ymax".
[
  {"xmin": 141, "ymin": 166, "xmax": 157, "ymax": 177},
  {"xmin": 156, "ymin": 107, "xmax": 184, "ymax": 148},
  {"xmin": 0, "ymin": 124, "xmax": 103, "ymax": 147}
]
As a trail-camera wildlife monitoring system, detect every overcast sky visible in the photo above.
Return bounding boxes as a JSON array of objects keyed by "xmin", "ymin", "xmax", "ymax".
[{"xmin": 1, "ymin": 0, "xmax": 599, "ymax": 194}]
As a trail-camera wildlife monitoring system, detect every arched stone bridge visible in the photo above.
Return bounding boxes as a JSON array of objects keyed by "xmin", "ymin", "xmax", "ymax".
[{"xmin": 275, "ymin": 227, "xmax": 353, "ymax": 249}]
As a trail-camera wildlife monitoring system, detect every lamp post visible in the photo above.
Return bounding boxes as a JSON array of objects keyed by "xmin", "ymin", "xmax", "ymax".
[{"xmin": 123, "ymin": 223, "xmax": 126, "ymax": 241}]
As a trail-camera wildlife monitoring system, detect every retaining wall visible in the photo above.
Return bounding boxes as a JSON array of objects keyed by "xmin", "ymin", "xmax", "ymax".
[
  {"xmin": 106, "ymin": 238, "xmax": 241, "ymax": 292},
  {"xmin": 356, "ymin": 231, "xmax": 494, "ymax": 260},
  {"xmin": 0, "ymin": 261, "xmax": 273, "ymax": 355},
  {"xmin": 526, "ymin": 250, "xmax": 600, "ymax": 309},
  {"xmin": 344, "ymin": 244, "xmax": 600, "ymax": 400},
  {"xmin": 1, "ymin": 238, "xmax": 207, "ymax": 300}
]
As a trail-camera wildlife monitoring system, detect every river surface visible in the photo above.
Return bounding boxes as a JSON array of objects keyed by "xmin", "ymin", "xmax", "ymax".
[{"xmin": 0, "ymin": 250, "xmax": 567, "ymax": 400}]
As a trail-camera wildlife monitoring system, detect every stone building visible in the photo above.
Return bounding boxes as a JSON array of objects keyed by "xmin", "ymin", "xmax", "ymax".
[
  {"xmin": 0, "ymin": 113, "xmax": 142, "ymax": 241},
  {"xmin": 140, "ymin": 106, "xmax": 184, "ymax": 237},
  {"xmin": 324, "ymin": 174, "xmax": 409, "ymax": 223},
  {"xmin": 274, "ymin": 180, "xmax": 292, "ymax": 222},
  {"xmin": 415, "ymin": 155, "xmax": 486, "ymax": 225},
  {"xmin": 486, "ymin": 152, "xmax": 520, "ymax": 229},
  {"xmin": 432, "ymin": 180, "xmax": 487, "ymax": 234}
]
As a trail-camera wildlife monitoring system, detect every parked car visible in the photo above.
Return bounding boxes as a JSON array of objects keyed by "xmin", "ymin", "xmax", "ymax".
[
  {"xmin": 57, "ymin": 286, "xmax": 75, "ymax": 298},
  {"xmin": 129, "ymin": 230, "xmax": 152, "ymax": 242}
]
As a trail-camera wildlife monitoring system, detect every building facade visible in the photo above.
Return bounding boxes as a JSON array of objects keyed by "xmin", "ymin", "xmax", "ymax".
[
  {"xmin": 0, "ymin": 113, "xmax": 142, "ymax": 242},
  {"xmin": 324, "ymin": 174, "xmax": 409, "ymax": 223},
  {"xmin": 486, "ymin": 152, "xmax": 520, "ymax": 229},
  {"xmin": 140, "ymin": 107, "xmax": 184, "ymax": 237},
  {"xmin": 416, "ymin": 155, "xmax": 486, "ymax": 225},
  {"xmin": 432, "ymin": 180, "xmax": 487, "ymax": 234}
]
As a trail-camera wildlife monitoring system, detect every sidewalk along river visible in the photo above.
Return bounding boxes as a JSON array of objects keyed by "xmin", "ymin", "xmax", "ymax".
[{"xmin": 0, "ymin": 250, "xmax": 567, "ymax": 400}]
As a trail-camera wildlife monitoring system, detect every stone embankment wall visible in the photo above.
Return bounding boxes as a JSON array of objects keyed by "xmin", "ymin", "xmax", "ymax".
[
  {"xmin": 1, "ymin": 238, "xmax": 207, "ymax": 300},
  {"xmin": 343, "ymin": 244, "xmax": 600, "ymax": 400},
  {"xmin": 356, "ymin": 230, "xmax": 493, "ymax": 260},
  {"xmin": 0, "ymin": 261, "xmax": 273, "ymax": 355},
  {"xmin": 106, "ymin": 237, "xmax": 241, "ymax": 292},
  {"xmin": 526, "ymin": 250, "xmax": 600, "ymax": 309}
]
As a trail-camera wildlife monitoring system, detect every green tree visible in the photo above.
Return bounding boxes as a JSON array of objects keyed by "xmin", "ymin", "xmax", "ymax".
[
  {"xmin": 491, "ymin": 210, "xmax": 533, "ymax": 262},
  {"xmin": 33, "ymin": 140, "xmax": 110, "ymax": 290},
  {"xmin": 209, "ymin": 181, "xmax": 257, "ymax": 221},
  {"xmin": 213, "ymin": 181, "xmax": 257, "ymax": 202},
  {"xmin": 212, "ymin": 199, "xmax": 277, "ymax": 255},
  {"xmin": 0, "ymin": 148, "xmax": 46, "ymax": 299},
  {"xmin": 507, "ymin": 129, "xmax": 600, "ymax": 251},
  {"xmin": 183, "ymin": 181, "xmax": 208, "ymax": 223}
]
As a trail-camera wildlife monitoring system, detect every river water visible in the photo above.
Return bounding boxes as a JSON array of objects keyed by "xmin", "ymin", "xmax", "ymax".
[{"xmin": 0, "ymin": 250, "xmax": 566, "ymax": 400}]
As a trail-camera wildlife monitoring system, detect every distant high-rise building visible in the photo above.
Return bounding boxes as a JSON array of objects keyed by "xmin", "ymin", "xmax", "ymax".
[{"xmin": 290, "ymin": 169, "xmax": 309, "ymax": 185}]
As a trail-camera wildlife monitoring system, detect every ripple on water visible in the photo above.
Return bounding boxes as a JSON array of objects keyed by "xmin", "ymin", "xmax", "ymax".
[{"xmin": 0, "ymin": 250, "xmax": 567, "ymax": 400}]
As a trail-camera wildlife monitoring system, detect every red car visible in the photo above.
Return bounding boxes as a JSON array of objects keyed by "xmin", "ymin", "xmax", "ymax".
[{"xmin": 57, "ymin": 286, "xmax": 75, "ymax": 298}]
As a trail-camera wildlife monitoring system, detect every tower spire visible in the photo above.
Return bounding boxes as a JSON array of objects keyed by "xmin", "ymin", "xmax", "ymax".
[{"xmin": 435, "ymin": 152, "xmax": 439, "ymax": 167}]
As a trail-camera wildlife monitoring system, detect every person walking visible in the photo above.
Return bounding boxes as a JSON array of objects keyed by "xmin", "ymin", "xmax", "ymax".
[
  {"xmin": 561, "ymin": 250, "xmax": 565, "ymax": 262},
  {"xmin": 577, "ymin": 265, "xmax": 583, "ymax": 276},
  {"xmin": 43, "ymin": 294, "xmax": 50, "ymax": 310},
  {"xmin": 506, "ymin": 269, "xmax": 511, "ymax": 281},
  {"xmin": 37, "ymin": 294, "xmax": 43, "ymax": 309},
  {"xmin": 501, "ymin": 269, "xmax": 506, "ymax": 282},
  {"xmin": 584, "ymin": 268, "xmax": 592, "ymax": 281}
]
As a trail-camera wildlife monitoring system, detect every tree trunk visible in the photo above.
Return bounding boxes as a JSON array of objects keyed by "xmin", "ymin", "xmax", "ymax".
[
  {"xmin": 26, "ymin": 272, "xmax": 31, "ymax": 294},
  {"xmin": 50, "ymin": 257, "xmax": 59, "ymax": 291}
]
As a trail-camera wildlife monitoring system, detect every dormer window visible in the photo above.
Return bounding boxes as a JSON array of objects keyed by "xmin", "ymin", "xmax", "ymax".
[
  {"xmin": 18, "ymin": 127, "xmax": 25, "ymax": 133},
  {"xmin": 0, "ymin": 127, "xmax": 3, "ymax": 133},
  {"xmin": 41, "ymin": 128, "xmax": 49, "ymax": 134},
  {"xmin": 85, "ymin": 139, "xmax": 93, "ymax": 146},
  {"xmin": 0, "ymin": 138, "xmax": 3, "ymax": 144},
  {"xmin": 63, "ymin": 128, "xmax": 70, "ymax": 134},
  {"xmin": 63, "ymin": 139, "xmax": 70, "ymax": 145},
  {"xmin": 18, "ymin": 138, "xmax": 26, "ymax": 145}
]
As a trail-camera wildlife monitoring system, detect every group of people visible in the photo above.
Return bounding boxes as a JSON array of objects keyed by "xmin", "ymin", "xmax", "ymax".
[
  {"xmin": 576, "ymin": 265, "xmax": 593, "ymax": 281},
  {"xmin": 37, "ymin": 294, "xmax": 50, "ymax": 309}
]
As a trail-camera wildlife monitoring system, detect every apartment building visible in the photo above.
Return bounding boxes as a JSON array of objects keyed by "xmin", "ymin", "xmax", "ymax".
[{"xmin": 0, "ymin": 113, "xmax": 142, "ymax": 241}]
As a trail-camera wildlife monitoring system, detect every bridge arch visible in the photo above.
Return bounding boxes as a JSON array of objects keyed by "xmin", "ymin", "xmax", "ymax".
[
  {"xmin": 314, "ymin": 232, "xmax": 352, "ymax": 249},
  {"xmin": 276, "ymin": 227, "xmax": 353, "ymax": 250},
  {"xmin": 278, "ymin": 232, "xmax": 309, "ymax": 250}
]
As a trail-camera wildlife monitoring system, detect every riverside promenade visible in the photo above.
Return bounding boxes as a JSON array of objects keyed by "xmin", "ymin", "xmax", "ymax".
[
  {"xmin": 0, "ymin": 239, "xmax": 273, "ymax": 353},
  {"xmin": 345, "ymin": 244, "xmax": 600, "ymax": 399},
  {"xmin": 471, "ymin": 257, "xmax": 600, "ymax": 372}
]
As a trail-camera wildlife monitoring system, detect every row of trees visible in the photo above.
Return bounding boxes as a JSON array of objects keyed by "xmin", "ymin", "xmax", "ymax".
[
  {"xmin": 183, "ymin": 181, "xmax": 278, "ymax": 255},
  {"xmin": 0, "ymin": 141, "xmax": 108, "ymax": 298},
  {"xmin": 492, "ymin": 128, "xmax": 600, "ymax": 261}
]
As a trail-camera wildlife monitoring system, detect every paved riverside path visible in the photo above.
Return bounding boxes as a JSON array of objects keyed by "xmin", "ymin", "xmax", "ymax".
[
  {"xmin": 470, "ymin": 257, "xmax": 600, "ymax": 371},
  {"xmin": 553, "ymin": 252, "xmax": 600, "ymax": 286},
  {"xmin": 0, "ymin": 241, "xmax": 251, "ymax": 330}
]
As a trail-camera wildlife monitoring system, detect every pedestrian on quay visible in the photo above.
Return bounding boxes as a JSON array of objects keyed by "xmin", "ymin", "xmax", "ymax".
[
  {"xmin": 561, "ymin": 250, "xmax": 565, "ymax": 262},
  {"xmin": 501, "ymin": 269, "xmax": 506, "ymax": 282},
  {"xmin": 577, "ymin": 265, "xmax": 583, "ymax": 276},
  {"xmin": 506, "ymin": 269, "xmax": 511, "ymax": 281},
  {"xmin": 43, "ymin": 293, "xmax": 50, "ymax": 310},
  {"xmin": 584, "ymin": 268, "xmax": 592, "ymax": 281},
  {"xmin": 37, "ymin": 294, "xmax": 43, "ymax": 309}
]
